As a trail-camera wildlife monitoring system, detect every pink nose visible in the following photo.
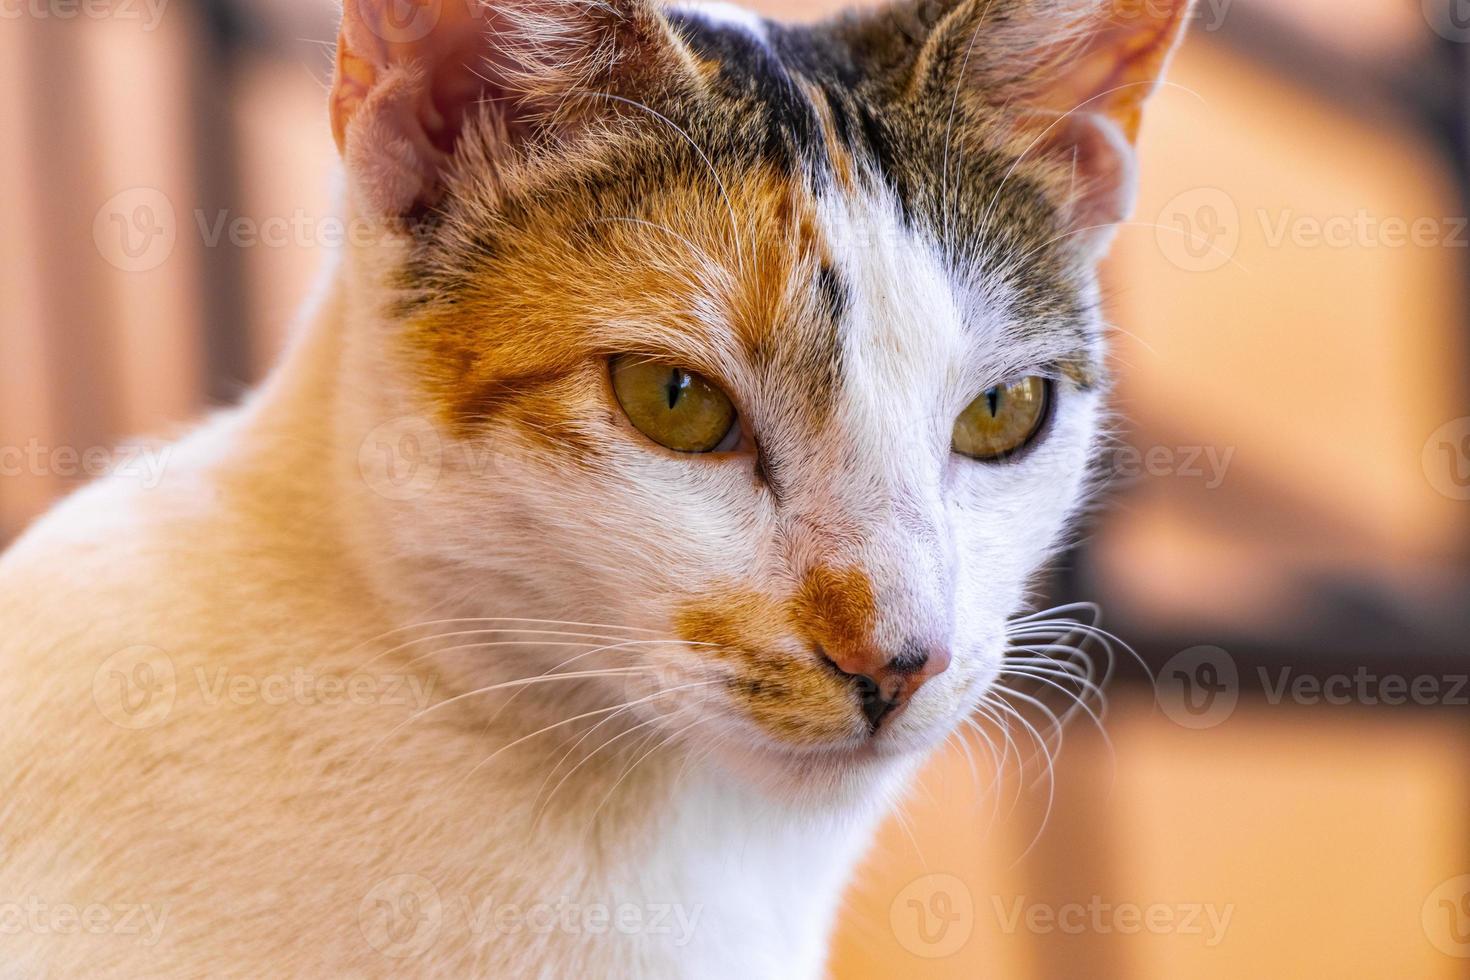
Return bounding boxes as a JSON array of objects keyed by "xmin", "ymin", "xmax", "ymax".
[{"xmin": 821, "ymin": 642, "xmax": 952, "ymax": 729}]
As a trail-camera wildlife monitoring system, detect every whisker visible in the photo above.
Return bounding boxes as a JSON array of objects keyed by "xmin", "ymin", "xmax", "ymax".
[
  {"xmin": 587, "ymin": 715, "xmax": 710, "ymax": 828},
  {"xmin": 341, "ymin": 614, "xmax": 690, "ymax": 675},
  {"xmin": 983, "ymin": 693, "xmax": 1057, "ymax": 865},
  {"xmin": 960, "ymin": 715, "xmax": 1007, "ymax": 831},
  {"xmin": 458, "ymin": 679, "xmax": 721, "ymax": 791},
  {"xmin": 479, "ymin": 640, "xmax": 695, "ymax": 733},
  {"xmin": 534, "ymin": 674, "xmax": 721, "ymax": 813},
  {"xmin": 355, "ymin": 627, "xmax": 714, "ymax": 675},
  {"xmin": 336, "ymin": 615, "xmax": 687, "ymax": 672},
  {"xmin": 970, "ymin": 703, "xmax": 1025, "ymax": 826},
  {"xmin": 348, "ymin": 667, "xmax": 657, "ymax": 776},
  {"xmin": 1001, "ymin": 665, "xmax": 1110, "ymax": 749},
  {"xmin": 996, "ymin": 685, "xmax": 1068, "ymax": 765},
  {"xmin": 398, "ymin": 635, "xmax": 712, "ymax": 672},
  {"xmin": 535, "ymin": 701, "xmax": 644, "ymax": 811}
]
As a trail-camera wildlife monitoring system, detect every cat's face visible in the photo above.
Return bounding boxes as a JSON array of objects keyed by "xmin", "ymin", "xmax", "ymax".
[{"xmin": 335, "ymin": 0, "xmax": 1190, "ymax": 784}]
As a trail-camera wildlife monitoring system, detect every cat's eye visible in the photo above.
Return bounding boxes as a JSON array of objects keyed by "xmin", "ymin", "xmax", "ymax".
[
  {"xmin": 610, "ymin": 355, "xmax": 739, "ymax": 454},
  {"xmin": 952, "ymin": 376, "xmax": 1051, "ymax": 461}
]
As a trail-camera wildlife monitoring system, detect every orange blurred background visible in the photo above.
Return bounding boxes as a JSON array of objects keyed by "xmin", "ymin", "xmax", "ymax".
[{"xmin": 4, "ymin": 0, "xmax": 1469, "ymax": 976}]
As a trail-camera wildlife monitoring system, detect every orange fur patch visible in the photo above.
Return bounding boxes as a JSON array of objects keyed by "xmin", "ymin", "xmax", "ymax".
[
  {"xmin": 802, "ymin": 78, "xmax": 856, "ymax": 193},
  {"xmin": 330, "ymin": 42, "xmax": 375, "ymax": 153},
  {"xmin": 789, "ymin": 565, "xmax": 876, "ymax": 656},
  {"xmin": 673, "ymin": 565, "xmax": 879, "ymax": 745},
  {"xmin": 403, "ymin": 160, "xmax": 837, "ymax": 454}
]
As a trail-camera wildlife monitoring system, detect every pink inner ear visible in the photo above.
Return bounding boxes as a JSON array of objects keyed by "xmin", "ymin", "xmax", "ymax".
[
  {"xmin": 1061, "ymin": 111, "xmax": 1132, "ymax": 211},
  {"xmin": 332, "ymin": 0, "xmax": 521, "ymax": 213},
  {"xmin": 422, "ymin": 20, "xmax": 508, "ymax": 154},
  {"xmin": 331, "ymin": 0, "xmax": 689, "ymax": 217},
  {"xmin": 1017, "ymin": 1, "xmax": 1193, "ymax": 143},
  {"xmin": 1032, "ymin": 109, "xmax": 1137, "ymax": 258}
]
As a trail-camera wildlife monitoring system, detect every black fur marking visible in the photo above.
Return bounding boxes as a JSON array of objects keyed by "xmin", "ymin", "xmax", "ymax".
[
  {"xmin": 404, "ymin": 4, "xmax": 1101, "ymax": 376},
  {"xmin": 754, "ymin": 447, "xmax": 788, "ymax": 503},
  {"xmin": 815, "ymin": 262, "xmax": 847, "ymax": 329},
  {"xmin": 667, "ymin": 12, "xmax": 827, "ymax": 173}
]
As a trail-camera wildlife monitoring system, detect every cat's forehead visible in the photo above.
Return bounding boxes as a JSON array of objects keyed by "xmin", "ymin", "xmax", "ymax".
[
  {"xmin": 400, "ymin": 7, "xmax": 1102, "ymax": 446},
  {"xmin": 665, "ymin": 4, "xmax": 1090, "ymax": 288}
]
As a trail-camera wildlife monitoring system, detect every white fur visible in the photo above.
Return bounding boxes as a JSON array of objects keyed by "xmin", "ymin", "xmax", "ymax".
[
  {"xmin": 671, "ymin": 0, "xmax": 770, "ymax": 45},
  {"xmin": 0, "ymin": 0, "xmax": 1200, "ymax": 963},
  {"xmin": 0, "ymin": 174, "xmax": 1102, "ymax": 980}
]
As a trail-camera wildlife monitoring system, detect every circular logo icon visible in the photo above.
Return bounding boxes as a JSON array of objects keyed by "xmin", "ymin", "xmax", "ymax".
[
  {"xmin": 92, "ymin": 645, "xmax": 177, "ymax": 730},
  {"xmin": 1156, "ymin": 645, "xmax": 1239, "ymax": 729},
  {"xmin": 359, "ymin": 873, "xmax": 442, "ymax": 958},
  {"xmin": 893, "ymin": 0, "xmax": 954, "ymax": 42},
  {"xmin": 353, "ymin": 0, "xmax": 444, "ymax": 44},
  {"xmin": 1155, "ymin": 187, "xmax": 1240, "ymax": 272},
  {"xmin": 1423, "ymin": 874, "xmax": 1470, "ymax": 958},
  {"xmin": 1423, "ymin": 418, "xmax": 1470, "ymax": 501},
  {"xmin": 890, "ymin": 873, "xmax": 974, "ymax": 959},
  {"xmin": 1425, "ymin": 0, "xmax": 1470, "ymax": 42},
  {"xmin": 93, "ymin": 187, "xmax": 176, "ymax": 273},
  {"xmin": 620, "ymin": 656, "xmax": 721, "ymax": 726},
  {"xmin": 358, "ymin": 416, "xmax": 444, "ymax": 501}
]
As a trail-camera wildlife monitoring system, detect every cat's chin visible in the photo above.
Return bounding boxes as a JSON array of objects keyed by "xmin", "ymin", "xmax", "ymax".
[{"xmin": 701, "ymin": 730, "xmax": 940, "ymax": 811}]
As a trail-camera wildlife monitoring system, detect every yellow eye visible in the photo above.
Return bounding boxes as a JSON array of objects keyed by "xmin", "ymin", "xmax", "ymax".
[
  {"xmin": 953, "ymin": 376, "xmax": 1051, "ymax": 461},
  {"xmin": 610, "ymin": 355, "xmax": 738, "ymax": 454}
]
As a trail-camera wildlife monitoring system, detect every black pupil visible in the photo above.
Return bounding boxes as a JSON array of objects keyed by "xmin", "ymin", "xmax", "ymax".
[
  {"xmin": 985, "ymin": 386, "xmax": 1002, "ymax": 417},
  {"xmin": 664, "ymin": 369, "xmax": 690, "ymax": 410}
]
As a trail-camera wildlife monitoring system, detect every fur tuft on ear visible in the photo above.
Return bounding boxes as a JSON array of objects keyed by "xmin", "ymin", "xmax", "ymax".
[
  {"xmin": 922, "ymin": 0, "xmax": 1194, "ymax": 257},
  {"xmin": 960, "ymin": 0, "xmax": 1192, "ymax": 137},
  {"xmin": 330, "ymin": 0, "xmax": 692, "ymax": 218}
]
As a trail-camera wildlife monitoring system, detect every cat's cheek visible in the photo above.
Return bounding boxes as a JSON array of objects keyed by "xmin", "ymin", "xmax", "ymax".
[
  {"xmin": 948, "ymin": 387, "xmax": 1099, "ymax": 526},
  {"xmin": 942, "ymin": 389, "xmax": 1102, "ymax": 629}
]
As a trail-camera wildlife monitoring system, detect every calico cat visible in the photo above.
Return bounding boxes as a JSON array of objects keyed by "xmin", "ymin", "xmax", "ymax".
[{"xmin": 0, "ymin": 0, "xmax": 1191, "ymax": 974}]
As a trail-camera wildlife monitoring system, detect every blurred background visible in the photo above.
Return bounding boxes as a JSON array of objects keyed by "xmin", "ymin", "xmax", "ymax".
[{"xmin": 3, "ymin": 0, "xmax": 1469, "ymax": 975}]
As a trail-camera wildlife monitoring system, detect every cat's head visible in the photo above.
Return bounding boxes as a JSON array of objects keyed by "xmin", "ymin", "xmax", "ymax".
[{"xmin": 333, "ymin": 0, "xmax": 1190, "ymax": 787}]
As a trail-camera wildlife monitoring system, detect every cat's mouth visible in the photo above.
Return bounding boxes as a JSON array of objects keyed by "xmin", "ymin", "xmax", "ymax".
[
  {"xmin": 689, "ymin": 653, "xmax": 1002, "ymax": 776},
  {"xmin": 712, "ymin": 678, "xmax": 972, "ymax": 763}
]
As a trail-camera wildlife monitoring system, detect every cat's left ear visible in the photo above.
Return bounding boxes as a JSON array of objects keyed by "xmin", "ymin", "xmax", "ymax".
[
  {"xmin": 925, "ymin": 0, "xmax": 1195, "ymax": 259},
  {"xmin": 330, "ymin": 0, "xmax": 691, "ymax": 218}
]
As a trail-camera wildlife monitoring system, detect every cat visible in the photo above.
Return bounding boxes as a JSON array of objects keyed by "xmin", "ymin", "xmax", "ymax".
[{"xmin": 0, "ymin": 0, "xmax": 1191, "ymax": 974}]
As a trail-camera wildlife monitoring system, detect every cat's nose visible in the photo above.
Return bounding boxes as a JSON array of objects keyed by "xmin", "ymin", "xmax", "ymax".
[{"xmin": 820, "ymin": 641, "xmax": 952, "ymax": 730}]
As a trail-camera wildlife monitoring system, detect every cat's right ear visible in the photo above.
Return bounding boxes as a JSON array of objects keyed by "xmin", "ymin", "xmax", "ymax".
[
  {"xmin": 908, "ymin": 0, "xmax": 1194, "ymax": 259},
  {"xmin": 330, "ymin": 0, "xmax": 691, "ymax": 218}
]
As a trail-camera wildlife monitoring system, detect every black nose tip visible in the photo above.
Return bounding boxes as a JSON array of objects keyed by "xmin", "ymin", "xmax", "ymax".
[
  {"xmin": 857, "ymin": 679, "xmax": 901, "ymax": 729},
  {"xmin": 833, "ymin": 667, "xmax": 906, "ymax": 731},
  {"xmin": 886, "ymin": 644, "xmax": 932, "ymax": 676},
  {"xmin": 818, "ymin": 641, "xmax": 947, "ymax": 733}
]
